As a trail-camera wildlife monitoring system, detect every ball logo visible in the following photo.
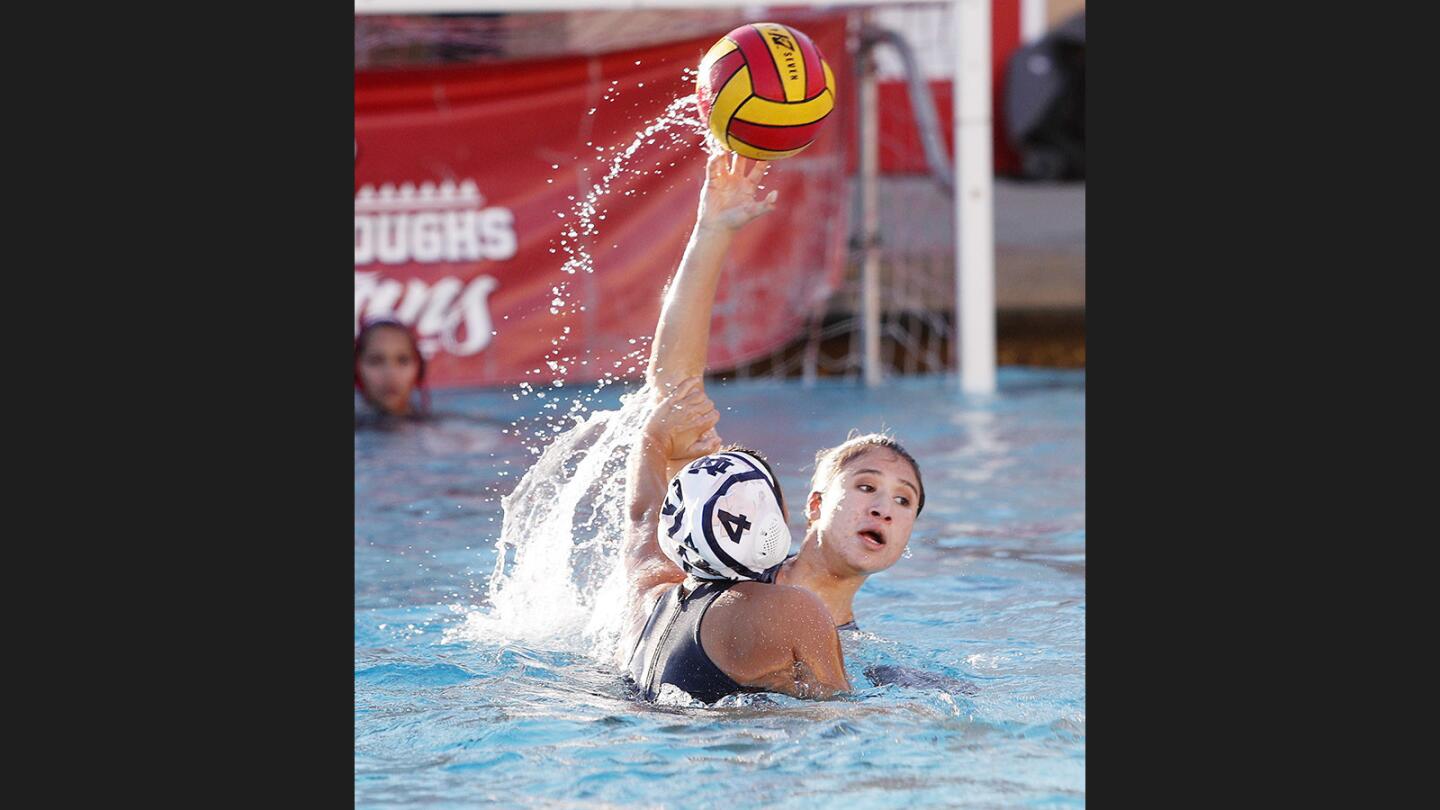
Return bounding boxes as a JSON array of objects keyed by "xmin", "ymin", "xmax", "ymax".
[{"xmin": 768, "ymin": 33, "xmax": 795, "ymax": 51}]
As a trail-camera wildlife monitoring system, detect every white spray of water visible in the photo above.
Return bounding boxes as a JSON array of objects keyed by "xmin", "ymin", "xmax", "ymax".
[
  {"xmin": 445, "ymin": 80, "xmax": 711, "ymax": 664},
  {"xmin": 444, "ymin": 386, "xmax": 652, "ymax": 658},
  {"xmin": 557, "ymin": 92, "xmax": 704, "ymax": 280},
  {"xmin": 512, "ymin": 89, "xmax": 708, "ymax": 455}
]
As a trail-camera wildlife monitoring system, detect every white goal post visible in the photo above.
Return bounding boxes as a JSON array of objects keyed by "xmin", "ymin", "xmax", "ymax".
[{"xmin": 355, "ymin": 0, "xmax": 998, "ymax": 394}]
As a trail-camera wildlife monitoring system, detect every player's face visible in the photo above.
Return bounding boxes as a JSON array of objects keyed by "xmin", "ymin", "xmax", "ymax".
[
  {"xmin": 358, "ymin": 327, "xmax": 420, "ymax": 415},
  {"xmin": 807, "ymin": 449, "xmax": 920, "ymax": 575}
]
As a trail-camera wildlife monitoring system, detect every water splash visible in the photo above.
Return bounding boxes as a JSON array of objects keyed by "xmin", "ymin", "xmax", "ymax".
[
  {"xmin": 558, "ymin": 93, "xmax": 704, "ymax": 276},
  {"xmin": 446, "ymin": 82, "xmax": 713, "ymax": 663},
  {"xmin": 444, "ymin": 385, "xmax": 652, "ymax": 658},
  {"xmin": 509, "ymin": 90, "xmax": 709, "ymax": 457}
]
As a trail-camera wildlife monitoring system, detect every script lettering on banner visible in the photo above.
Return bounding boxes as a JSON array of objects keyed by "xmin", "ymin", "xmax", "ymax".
[
  {"xmin": 354, "ymin": 14, "xmax": 851, "ymax": 388},
  {"xmin": 354, "ymin": 179, "xmax": 512, "ymax": 357}
]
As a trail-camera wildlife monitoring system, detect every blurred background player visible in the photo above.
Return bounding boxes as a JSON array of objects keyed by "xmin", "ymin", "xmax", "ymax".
[{"xmin": 355, "ymin": 317, "xmax": 430, "ymax": 423}]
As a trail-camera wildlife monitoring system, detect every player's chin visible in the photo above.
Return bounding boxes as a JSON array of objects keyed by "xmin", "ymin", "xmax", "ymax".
[
  {"xmin": 851, "ymin": 557, "xmax": 900, "ymax": 577},
  {"xmin": 845, "ymin": 540, "xmax": 903, "ymax": 574}
]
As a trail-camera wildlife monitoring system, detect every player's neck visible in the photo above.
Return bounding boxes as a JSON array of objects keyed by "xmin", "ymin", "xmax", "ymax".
[{"xmin": 778, "ymin": 539, "xmax": 865, "ymax": 626}]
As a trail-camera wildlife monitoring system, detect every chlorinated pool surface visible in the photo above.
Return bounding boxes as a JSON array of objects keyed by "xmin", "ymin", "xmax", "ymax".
[{"xmin": 356, "ymin": 369, "xmax": 1084, "ymax": 808}]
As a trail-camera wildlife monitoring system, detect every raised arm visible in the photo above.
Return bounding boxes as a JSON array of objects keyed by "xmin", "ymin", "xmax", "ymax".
[
  {"xmin": 645, "ymin": 150, "xmax": 776, "ymax": 473},
  {"xmin": 622, "ymin": 377, "xmax": 722, "ymax": 589}
]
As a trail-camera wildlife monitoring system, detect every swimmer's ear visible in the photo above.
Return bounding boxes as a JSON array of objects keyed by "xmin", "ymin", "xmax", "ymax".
[{"xmin": 806, "ymin": 490, "xmax": 823, "ymax": 525}]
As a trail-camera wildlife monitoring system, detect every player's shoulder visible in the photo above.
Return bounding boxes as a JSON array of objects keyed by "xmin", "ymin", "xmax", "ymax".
[
  {"xmin": 703, "ymin": 581, "xmax": 838, "ymax": 673},
  {"xmin": 714, "ymin": 581, "xmax": 832, "ymax": 629},
  {"xmin": 733, "ymin": 580, "xmax": 823, "ymax": 604}
]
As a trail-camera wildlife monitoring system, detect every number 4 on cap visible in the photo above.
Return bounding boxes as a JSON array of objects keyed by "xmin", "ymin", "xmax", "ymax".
[{"xmin": 717, "ymin": 509, "xmax": 751, "ymax": 544}]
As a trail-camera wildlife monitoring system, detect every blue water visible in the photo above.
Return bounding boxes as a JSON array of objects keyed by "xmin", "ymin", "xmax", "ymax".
[{"xmin": 355, "ymin": 369, "xmax": 1085, "ymax": 807}]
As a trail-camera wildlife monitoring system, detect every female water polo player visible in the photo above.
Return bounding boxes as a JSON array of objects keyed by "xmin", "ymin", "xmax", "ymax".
[
  {"xmin": 354, "ymin": 317, "xmax": 430, "ymax": 421},
  {"xmin": 621, "ymin": 376, "xmax": 848, "ymax": 700},
  {"xmin": 619, "ymin": 150, "xmax": 925, "ymax": 702}
]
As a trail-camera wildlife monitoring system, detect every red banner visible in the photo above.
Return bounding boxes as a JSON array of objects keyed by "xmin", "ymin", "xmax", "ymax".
[{"xmin": 355, "ymin": 16, "xmax": 852, "ymax": 389}]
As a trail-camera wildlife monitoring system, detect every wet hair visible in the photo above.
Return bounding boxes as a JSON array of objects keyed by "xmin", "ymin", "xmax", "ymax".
[
  {"xmin": 719, "ymin": 443, "xmax": 786, "ymax": 520},
  {"xmin": 809, "ymin": 432, "xmax": 925, "ymax": 517},
  {"xmin": 354, "ymin": 317, "xmax": 429, "ymax": 414}
]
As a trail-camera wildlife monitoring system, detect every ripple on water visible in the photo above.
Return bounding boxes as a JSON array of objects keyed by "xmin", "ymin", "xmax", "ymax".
[
  {"xmin": 358, "ymin": 371, "xmax": 1085, "ymax": 806},
  {"xmin": 354, "ymin": 661, "xmax": 477, "ymax": 687}
]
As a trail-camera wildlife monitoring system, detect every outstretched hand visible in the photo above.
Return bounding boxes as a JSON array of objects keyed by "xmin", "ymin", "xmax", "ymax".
[
  {"xmin": 644, "ymin": 376, "xmax": 722, "ymax": 460},
  {"xmin": 696, "ymin": 147, "xmax": 778, "ymax": 231}
]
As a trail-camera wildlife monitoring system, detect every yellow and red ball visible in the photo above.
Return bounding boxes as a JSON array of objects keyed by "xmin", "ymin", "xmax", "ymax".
[{"xmin": 697, "ymin": 23, "xmax": 837, "ymax": 160}]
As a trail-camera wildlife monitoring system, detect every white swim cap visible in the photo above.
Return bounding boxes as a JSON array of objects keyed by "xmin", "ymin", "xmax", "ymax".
[{"xmin": 657, "ymin": 451, "xmax": 791, "ymax": 581}]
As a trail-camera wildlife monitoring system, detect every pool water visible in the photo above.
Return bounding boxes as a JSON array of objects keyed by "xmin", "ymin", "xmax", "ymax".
[{"xmin": 355, "ymin": 369, "xmax": 1085, "ymax": 807}]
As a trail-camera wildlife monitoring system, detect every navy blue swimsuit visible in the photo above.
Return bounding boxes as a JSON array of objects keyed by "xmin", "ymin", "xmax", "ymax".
[{"xmin": 628, "ymin": 580, "xmax": 754, "ymax": 704}]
